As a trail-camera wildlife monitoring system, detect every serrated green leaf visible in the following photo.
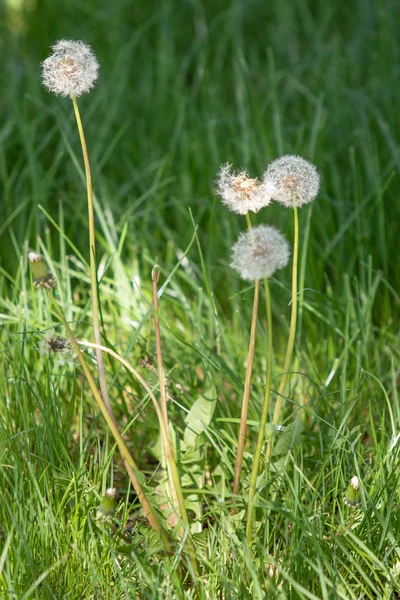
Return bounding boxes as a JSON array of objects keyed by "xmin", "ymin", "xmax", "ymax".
[{"xmin": 184, "ymin": 386, "xmax": 217, "ymax": 448}]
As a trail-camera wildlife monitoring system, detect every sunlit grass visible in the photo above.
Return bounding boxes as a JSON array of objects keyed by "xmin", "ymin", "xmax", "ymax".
[{"xmin": 1, "ymin": 0, "xmax": 399, "ymax": 597}]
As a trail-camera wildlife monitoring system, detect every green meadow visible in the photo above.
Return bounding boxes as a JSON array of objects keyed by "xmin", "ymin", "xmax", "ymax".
[{"xmin": 0, "ymin": 0, "xmax": 399, "ymax": 597}]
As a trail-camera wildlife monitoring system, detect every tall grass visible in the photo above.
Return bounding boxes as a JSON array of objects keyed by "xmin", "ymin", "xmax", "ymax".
[{"xmin": 1, "ymin": 0, "xmax": 399, "ymax": 597}]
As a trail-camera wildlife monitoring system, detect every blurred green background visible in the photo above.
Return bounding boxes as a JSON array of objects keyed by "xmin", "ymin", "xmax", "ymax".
[{"xmin": 1, "ymin": 0, "xmax": 399, "ymax": 318}]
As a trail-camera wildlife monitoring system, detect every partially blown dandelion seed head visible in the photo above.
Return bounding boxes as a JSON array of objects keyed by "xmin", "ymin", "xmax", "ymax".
[
  {"xmin": 40, "ymin": 335, "xmax": 70, "ymax": 355},
  {"xmin": 230, "ymin": 225, "xmax": 290, "ymax": 281},
  {"xmin": 41, "ymin": 40, "xmax": 99, "ymax": 98},
  {"xmin": 216, "ymin": 164, "xmax": 272, "ymax": 215},
  {"xmin": 39, "ymin": 334, "xmax": 76, "ymax": 365},
  {"xmin": 262, "ymin": 155, "xmax": 320, "ymax": 208}
]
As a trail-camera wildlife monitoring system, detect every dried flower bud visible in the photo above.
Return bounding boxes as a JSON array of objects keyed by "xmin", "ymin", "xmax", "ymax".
[
  {"xmin": 230, "ymin": 225, "xmax": 290, "ymax": 281},
  {"xmin": 216, "ymin": 164, "xmax": 272, "ymax": 215},
  {"xmin": 262, "ymin": 155, "xmax": 320, "ymax": 208},
  {"xmin": 28, "ymin": 252, "xmax": 58, "ymax": 290},
  {"xmin": 344, "ymin": 475, "xmax": 361, "ymax": 507},
  {"xmin": 42, "ymin": 336, "xmax": 70, "ymax": 353},
  {"xmin": 42, "ymin": 39, "xmax": 99, "ymax": 98}
]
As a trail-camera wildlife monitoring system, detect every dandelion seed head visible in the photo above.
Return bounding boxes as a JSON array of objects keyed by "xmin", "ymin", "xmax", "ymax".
[
  {"xmin": 41, "ymin": 39, "xmax": 99, "ymax": 98},
  {"xmin": 216, "ymin": 164, "xmax": 272, "ymax": 215},
  {"xmin": 230, "ymin": 224, "xmax": 290, "ymax": 281},
  {"xmin": 263, "ymin": 155, "xmax": 320, "ymax": 208}
]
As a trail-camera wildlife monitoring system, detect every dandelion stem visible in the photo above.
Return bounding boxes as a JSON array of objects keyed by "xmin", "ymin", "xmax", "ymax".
[
  {"xmin": 268, "ymin": 204, "xmax": 299, "ymax": 459},
  {"xmin": 246, "ymin": 277, "xmax": 273, "ymax": 542},
  {"xmin": 232, "ymin": 210, "xmax": 259, "ymax": 502},
  {"xmin": 245, "ymin": 212, "xmax": 253, "ymax": 234},
  {"xmin": 151, "ymin": 265, "xmax": 184, "ymax": 535},
  {"xmin": 71, "ymin": 96, "xmax": 114, "ymax": 421},
  {"xmin": 47, "ymin": 293, "xmax": 162, "ymax": 537},
  {"xmin": 78, "ymin": 339, "xmax": 198, "ymax": 575},
  {"xmin": 232, "ymin": 279, "xmax": 260, "ymax": 499},
  {"xmin": 152, "ymin": 266, "xmax": 169, "ymax": 438}
]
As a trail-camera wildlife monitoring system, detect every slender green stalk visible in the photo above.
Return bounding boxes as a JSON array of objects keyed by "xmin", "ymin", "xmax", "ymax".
[
  {"xmin": 48, "ymin": 290, "xmax": 198, "ymax": 574},
  {"xmin": 48, "ymin": 293, "xmax": 162, "ymax": 536},
  {"xmin": 268, "ymin": 205, "xmax": 299, "ymax": 458},
  {"xmin": 231, "ymin": 210, "xmax": 260, "ymax": 501},
  {"xmin": 71, "ymin": 96, "xmax": 114, "ymax": 420},
  {"xmin": 78, "ymin": 339, "xmax": 198, "ymax": 576},
  {"xmin": 246, "ymin": 277, "xmax": 273, "ymax": 542},
  {"xmin": 151, "ymin": 266, "xmax": 185, "ymax": 534},
  {"xmin": 232, "ymin": 279, "xmax": 260, "ymax": 499},
  {"xmin": 245, "ymin": 212, "xmax": 253, "ymax": 236},
  {"xmin": 152, "ymin": 266, "xmax": 169, "ymax": 438}
]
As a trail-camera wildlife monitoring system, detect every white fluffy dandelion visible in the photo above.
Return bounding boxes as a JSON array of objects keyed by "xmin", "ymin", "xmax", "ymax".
[
  {"xmin": 41, "ymin": 40, "xmax": 99, "ymax": 98},
  {"xmin": 216, "ymin": 164, "xmax": 273, "ymax": 215},
  {"xmin": 231, "ymin": 225, "xmax": 290, "ymax": 281},
  {"xmin": 262, "ymin": 155, "xmax": 320, "ymax": 208}
]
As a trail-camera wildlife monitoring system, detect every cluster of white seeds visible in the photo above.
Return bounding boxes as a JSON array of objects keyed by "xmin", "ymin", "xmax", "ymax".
[
  {"xmin": 216, "ymin": 164, "xmax": 272, "ymax": 215},
  {"xmin": 230, "ymin": 225, "xmax": 290, "ymax": 281},
  {"xmin": 216, "ymin": 155, "xmax": 320, "ymax": 214},
  {"xmin": 41, "ymin": 39, "xmax": 99, "ymax": 98},
  {"xmin": 263, "ymin": 155, "xmax": 320, "ymax": 208},
  {"xmin": 215, "ymin": 155, "xmax": 320, "ymax": 280}
]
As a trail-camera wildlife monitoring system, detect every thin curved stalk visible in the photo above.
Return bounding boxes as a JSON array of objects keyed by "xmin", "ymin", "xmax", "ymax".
[
  {"xmin": 246, "ymin": 277, "xmax": 273, "ymax": 542},
  {"xmin": 152, "ymin": 266, "xmax": 169, "ymax": 437},
  {"xmin": 77, "ymin": 340, "xmax": 198, "ymax": 576},
  {"xmin": 151, "ymin": 266, "xmax": 182, "ymax": 530},
  {"xmin": 231, "ymin": 211, "xmax": 259, "ymax": 502},
  {"xmin": 71, "ymin": 96, "xmax": 114, "ymax": 421},
  {"xmin": 48, "ymin": 293, "xmax": 162, "ymax": 536}
]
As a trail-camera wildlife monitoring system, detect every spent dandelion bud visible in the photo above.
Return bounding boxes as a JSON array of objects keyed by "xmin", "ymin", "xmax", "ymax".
[
  {"xmin": 28, "ymin": 252, "xmax": 58, "ymax": 290},
  {"xmin": 230, "ymin": 225, "xmax": 290, "ymax": 281},
  {"xmin": 96, "ymin": 488, "xmax": 117, "ymax": 521},
  {"xmin": 39, "ymin": 334, "xmax": 75, "ymax": 365},
  {"xmin": 216, "ymin": 164, "xmax": 272, "ymax": 215},
  {"xmin": 40, "ymin": 335, "xmax": 70, "ymax": 354},
  {"xmin": 344, "ymin": 475, "xmax": 361, "ymax": 507},
  {"xmin": 262, "ymin": 155, "xmax": 320, "ymax": 208},
  {"xmin": 41, "ymin": 39, "xmax": 99, "ymax": 98}
]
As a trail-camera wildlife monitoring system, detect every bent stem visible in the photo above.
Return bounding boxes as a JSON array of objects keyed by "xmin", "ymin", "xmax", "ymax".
[
  {"xmin": 267, "ymin": 204, "xmax": 299, "ymax": 460},
  {"xmin": 48, "ymin": 293, "xmax": 162, "ymax": 537},
  {"xmin": 71, "ymin": 96, "xmax": 114, "ymax": 420},
  {"xmin": 77, "ymin": 340, "xmax": 198, "ymax": 576},
  {"xmin": 246, "ymin": 277, "xmax": 273, "ymax": 543},
  {"xmin": 232, "ymin": 279, "xmax": 260, "ymax": 499},
  {"xmin": 151, "ymin": 265, "xmax": 182, "ymax": 529}
]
